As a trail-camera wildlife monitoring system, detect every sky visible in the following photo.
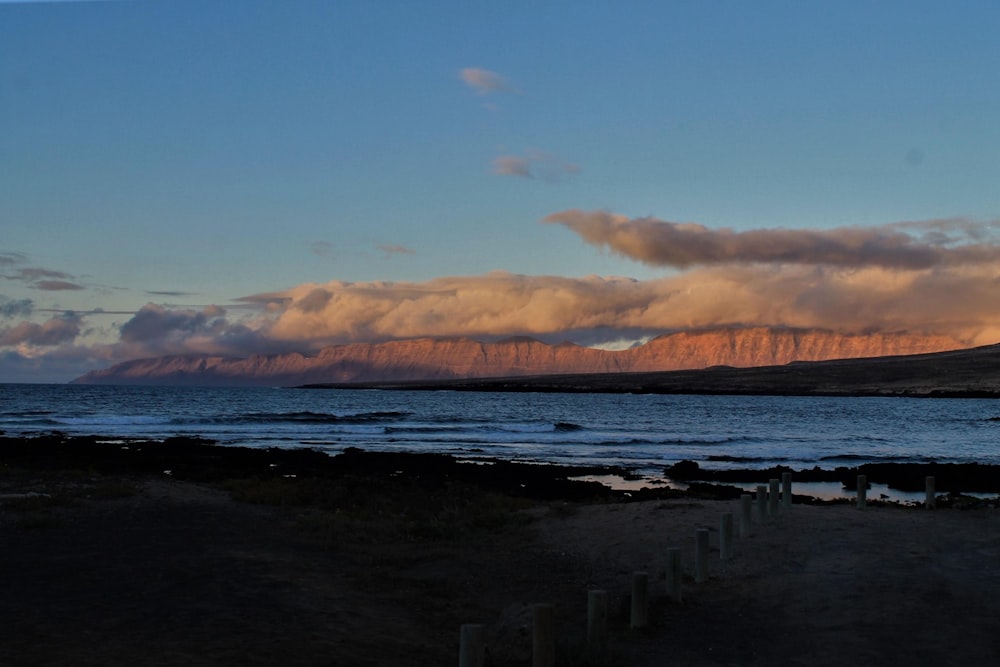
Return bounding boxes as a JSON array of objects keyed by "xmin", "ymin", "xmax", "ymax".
[{"xmin": 3, "ymin": 0, "xmax": 1000, "ymax": 382}]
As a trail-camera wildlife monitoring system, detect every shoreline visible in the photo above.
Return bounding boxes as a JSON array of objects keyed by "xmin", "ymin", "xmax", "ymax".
[
  {"xmin": 300, "ymin": 380, "xmax": 1000, "ymax": 399},
  {"xmin": 4, "ymin": 434, "xmax": 1000, "ymax": 506},
  {"xmin": 296, "ymin": 342, "xmax": 1000, "ymax": 397}
]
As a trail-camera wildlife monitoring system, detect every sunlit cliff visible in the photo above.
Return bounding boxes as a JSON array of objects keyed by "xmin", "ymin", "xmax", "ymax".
[{"xmin": 72, "ymin": 327, "xmax": 965, "ymax": 386}]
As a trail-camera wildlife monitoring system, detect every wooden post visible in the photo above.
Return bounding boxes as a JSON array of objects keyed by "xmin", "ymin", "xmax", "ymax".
[
  {"xmin": 856, "ymin": 474, "xmax": 867, "ymax": 510},
  {"xmin": 459, "ymin": 624, "xmax": 485, "ymax": 667},
  {"xmin": 756, "ymin": 484, "xmax": 768, "ymax": 523},
  {"xmin": 695, "ymin": 528, "xmax": 710, "ymax": 583},
  {"xmin": 768, "ymin": 478, "xmax": 780, "ymax": 516},
  {"xmin": 587, "ymin": 590, "xmax": 608, "ymax": 649},
  {"xmin": 630, "ymin": 572, "xmax": 649, "ymax": 629},
  {"xmin": 739, "ymin": 493, "xmax": 752, "ymax": 537},
  {"xmin": 532, "ymin": 603, "xmax": 555, "ymax": 667},
  {"xmin": 665, "ymin": 547, "xmax": 683, "ymax": 602},
  {"xmin": 925, "ymin": 476, "xmax": 936, "ymax": 510},
  {"xmin": 720, "ymin": 513, "xmax": 733, "ymax": 560},
  {"xmin": 781, "ymin": 471, "xmax": 792, "ymax": 509}
]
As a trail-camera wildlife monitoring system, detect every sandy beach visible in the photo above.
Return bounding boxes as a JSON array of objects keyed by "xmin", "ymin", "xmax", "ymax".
[{"xmin": 2, "ymin": 437, "xmax": 999, "ymax": 666}]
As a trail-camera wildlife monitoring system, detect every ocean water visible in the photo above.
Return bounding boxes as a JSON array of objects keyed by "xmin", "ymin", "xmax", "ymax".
[{"xmin": 3, "ymin": 384, "xmax": 1000, "ymax": 481}]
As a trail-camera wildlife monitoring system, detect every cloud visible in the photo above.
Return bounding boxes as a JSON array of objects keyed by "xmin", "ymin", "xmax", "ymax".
[
  {"xmin": 13, "ymin": 255, "xmax": 1000, "ymax": 381},
  {"xmin": 256, "ymin": 273, "xmax": 660, "ymax": 345},
  {"xmin": 377, "ymin": 244, "xmax": 415, "ymax": 257},
  {"xmin": 459, "ymin": 67, "xmax": 516, "ymax": 95},
  {"xmin": 492, "ymin": 155, "xmax": 532, "ymax": 178},
  {"xmin": 34, "ymin": 280, "xmax": 85, "ymax": 291},
  {"xmin": 119, "ymin": 303, "xmax": 226, "ymax": 345},
  {"xmin": 11, "ymin": 210, "xmax": 1000, "ymax": 377},
  {"xmin": 0, "ymin": 256, "xmax": 86, "ymax": 290},
  {"xmin": 0, "ymin": 297, "xmax": 33, "ymax": 318},
  {"xmin": 544, "ymin": 210, "xmax": 1000, "ymax": 269},
  {"xmin": 0, "ymin": 252, "xmax": 27, "ymax": 267},
  {"xmin": 245, "ymin": 263, "xmax": 1000, "ymax": 351},
  {"xmin": 16, "ymin": 267, "xmax": 72, "ymax": 281},
  {"xmin": 0, "ymin": 313, "xmax": 81, "ymax": 347},
  {"xmin": 493, "ymin": 150, "xmax": 580, "ymax": 182},
  {"xmin": 146, "ymin": 290, "xmax": 199, "ymax": 298},
  {"xmin": 112, "ymin": 303, "xmax": 280, "ymax": 359},
  {"xmin": 311, "ymin": 241, "xmax": 335, "ymax": 258}
]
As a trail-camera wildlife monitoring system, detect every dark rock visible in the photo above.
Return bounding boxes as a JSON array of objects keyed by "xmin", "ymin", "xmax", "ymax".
[
  {"xmin": 666, "ymin": 460, "xmax": 702, "ymax": 480},
  {"xmin": 683, "ymin": 482, "xmax": 746, "ymax": 500}
]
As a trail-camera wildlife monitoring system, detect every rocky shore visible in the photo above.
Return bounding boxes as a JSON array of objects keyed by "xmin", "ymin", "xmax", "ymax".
[
  {"xmin": 6, "ymin": 434, "xmax": 1000, "ymax": 501},
  {"xmin": 666, "ymin": 458, "xmax": 1000, "ymax": 496}
]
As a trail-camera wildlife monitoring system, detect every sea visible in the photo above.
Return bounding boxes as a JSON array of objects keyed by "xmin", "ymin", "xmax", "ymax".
[{"xmin": 3, "ymin": 384, "xmax": 1000, "ymax": 500}]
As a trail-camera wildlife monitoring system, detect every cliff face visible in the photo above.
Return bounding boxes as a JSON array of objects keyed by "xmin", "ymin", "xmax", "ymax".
[{"xmin": 72, "ymin": 327, "xmax": 966, "ymax": 386}]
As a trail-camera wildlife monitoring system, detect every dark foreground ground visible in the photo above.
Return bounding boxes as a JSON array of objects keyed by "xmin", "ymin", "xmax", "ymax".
[{"xmin": 2, "ymin": 435, "xmax": 1000, "ymax": 666}]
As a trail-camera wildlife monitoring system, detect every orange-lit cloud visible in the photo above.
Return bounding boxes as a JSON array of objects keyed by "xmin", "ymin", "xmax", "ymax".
[
  {"xmin": 459, "ymin": 67, "xmax": 516, "ymax": 95},
  {"xmin": 248, "ymin": 265, "xmax": 1000, "ymax": 350},
  {"xmin": 544, "ymin": 209, "xmax": 1000, "ymax": 269},
  {"xmin": 5, "ymin": 212, "xmax": 1000, "ymax": 381},
  {"xmin": 5, "ymin": 261, "xmax": 1000, "ymax": 381}
]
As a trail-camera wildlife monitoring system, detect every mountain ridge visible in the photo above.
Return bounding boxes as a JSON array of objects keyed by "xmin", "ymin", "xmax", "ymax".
[
  {"xmin": 72, "ymin": 327, "xmax": 966, "ymax": 387},
  {"xmin": 355, "ymin": 340, "xmax": 1000, "ymax": 397}
]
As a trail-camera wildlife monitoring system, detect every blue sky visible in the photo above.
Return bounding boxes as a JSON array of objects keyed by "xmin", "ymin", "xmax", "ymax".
[{"xmin": 3, "ymin": 0, "xmax": 1000, "ymax": 382}]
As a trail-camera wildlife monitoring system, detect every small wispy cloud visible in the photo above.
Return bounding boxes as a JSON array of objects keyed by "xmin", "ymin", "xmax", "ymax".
[
  {"xmin": 0, "ymin": 254, "xmax": 90, "ymax": 290},
  {"xmin": 35, "ymin": 307, "xmax": 136, "ymax": 316},
  {"xmin": 377, "ymin": 244, "xmax": 415, "ymax": 258},
  {"xmin": 0, "ymin": 259, "xmax": 86, "ymax": 291},
  {"xmin": 311, "ymin": 241, "xmax": 335, "ymax": 258},
  {"xmin": 459, "ymin": 67, "xmax": 517, "ymax": 95},
  {"xmin": 8, "ymin": 267, "xmax": 70, "ymax": 282},
  {"xmin": 493, "ymin": 155, "xmax": 533, "ymax": 178},
  {"xmin": 34, "ymin": 280, "xmax": 85, "ymax": 291},
  {"xmin": 493, "ymin": 150, "xmax": 580, "ymax": 182},
  {"xmin": 0, "ymin": 252, "xmax": 27, "ymax": 266},
  {"xmin": 146, "ymin": 290, "xmax": 199, "ymax": 298}
]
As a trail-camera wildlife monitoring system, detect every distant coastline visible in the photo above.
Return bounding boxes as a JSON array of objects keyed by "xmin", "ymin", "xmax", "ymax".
[
  {"xmin": 72, "ymin": 327, "xmax": 968, "ymax": 388},
  {"xmin": 300, "ymin": 342, "xmax": 1000, "ymax": 398}
]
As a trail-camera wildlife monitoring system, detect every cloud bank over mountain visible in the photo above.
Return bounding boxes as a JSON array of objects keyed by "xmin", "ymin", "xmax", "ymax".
[
  {"xmin": 250, "ymin": 263, "xmax": 1000, "ymax": 351},
  {"xmin": 4, "ymin": 212, "xmax": 1000, "ymax": 382}
]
